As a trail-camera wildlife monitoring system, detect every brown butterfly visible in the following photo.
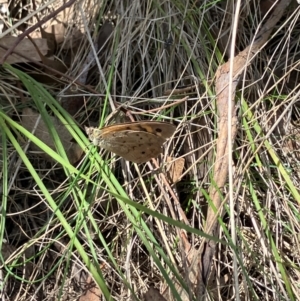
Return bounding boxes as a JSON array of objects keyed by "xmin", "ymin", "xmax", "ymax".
[{"xmin": 85, "ymin": 121, "xmax": 176, "ymax": 163}]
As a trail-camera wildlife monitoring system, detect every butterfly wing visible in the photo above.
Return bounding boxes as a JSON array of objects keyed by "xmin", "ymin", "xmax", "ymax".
[
  {"xmin": 100, "ymin": 121, "xmax": 176, "ymax": 139},
  {"xmin": 86, "ymin": 121, "xmax": 176, "ymax": 163},
  {"xmin": 99, "ymin": 131, "xmax": 165, "ymax": 163}
]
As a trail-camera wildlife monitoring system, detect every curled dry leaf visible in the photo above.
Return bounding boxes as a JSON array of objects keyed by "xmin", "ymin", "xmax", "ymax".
[
  {"xmin": 31, "ymin": 23, "xmax": 83, "ymax": 50},
  {"xmin": 166, "ymin": 156, "xmax": 185, "ymax": 184},
  {"xmin": 2, "ymin": 242, "xmax": 34, "ymax": 277},
  {"xmin": 79, "ymin": 284, "xmax": 102, "ymax": 301},
  {"xmin": 29, "ymin": 3, "xmax": 83, "ymax": 51},
  {"xmin": 21, "ymin": 108, "xmax": 83, "ymax": 164},
  {"xmin": 1, "ymin": 241, "xmax": 17, "ymax": 262},
  {"xmin": 27, "ymin": 34, "xmax": 68, "ymax": 81},
  {"xmin": 47, "ymin": 23, "xmax": 83, "ymax": 49},
  {"xmin": 0, "ymin": 36, "xmax": 48, "ymax": 64},
  {"xmin": 78, "ymin": 265, "xmax": 108, "ymax": 301}
]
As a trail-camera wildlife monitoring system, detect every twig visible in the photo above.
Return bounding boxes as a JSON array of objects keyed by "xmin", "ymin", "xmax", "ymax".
[{"xmin": 164, "ymin": 83, "xmax": 202, "ymax": 96}]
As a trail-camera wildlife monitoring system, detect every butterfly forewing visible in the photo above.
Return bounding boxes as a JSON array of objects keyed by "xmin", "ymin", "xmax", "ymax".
[
  {"xmin": 100, "ymin": 121, "xmax": 176, "ymax": 139},
  {"xmin": 101, "ymin": 130, "xmax": 166, "ymax": 145},
  {"xmin": 85, "ymin": 121, "xmax": 176, "ymax": 163}
]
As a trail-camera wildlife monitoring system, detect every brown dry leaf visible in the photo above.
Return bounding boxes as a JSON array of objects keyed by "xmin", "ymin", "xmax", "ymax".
[
  {"xmin": 2, "ymin": 242, "xmax": 35, "ymax": 277},
  {"xmin": 166, "ymin": 157, "xmax": 185, "ymax": 184},
  {"xmin": 46, "ymin": 23, "xmax": 83, "ymax": 49},
  {"xmin": 0, "ymin": 36, "xmax": 48, "ymax": 64},
  {"xmin": 30, "ymin": 23, "xmax": 83, "ymax": 50},
  {"xmin": 29, "ymin": 3, "xmax": 83, "ymax": 51},
  {"xmin": 2, "ymin": 241, "xmax": 17, "ymax": 261},
  {"xmin": 143, "ymin": 287, "xmax": 167, "ymax": 301},
  {"xmin": 260, "ymin": 0, "xmax": 277, "ymax": 16},
  {"xmin": 61, "ymin": 94, "xmax": 85, "ymax": 116},
  {"xmin": 21, "ymin": 108, "xmax": 83, "ymax": 164},
  {"xmin": 27, "ymin": 35, "xmax": 68, "ymax": 78},
  {"xmin": 79, "ymin": 276, "xmax": 103, "ymax": 301}
]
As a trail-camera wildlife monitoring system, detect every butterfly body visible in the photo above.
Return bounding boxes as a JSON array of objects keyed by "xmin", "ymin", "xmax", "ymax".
[{"xmin": 85, "ymin": 121, "xmax": 176, "ymax": 163}]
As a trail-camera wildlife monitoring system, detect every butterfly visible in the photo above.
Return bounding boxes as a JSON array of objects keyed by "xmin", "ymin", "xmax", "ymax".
[{"xmin": 85, "ymin": 121, "xmax": 176, "ymax": 163}]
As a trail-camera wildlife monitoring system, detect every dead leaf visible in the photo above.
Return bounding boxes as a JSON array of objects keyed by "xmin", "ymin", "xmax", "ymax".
[
  {"xmin": 48, "ymin": 23, "xmax": 83, "ymax": 49},
  {"xmin": 27, "ymin": 34, "xmax": 68, "ymax": 77},
  {"xmin": 79, "ymin": 276, "xmax": 103, "ymax": 301},
  {"xmin": 60, "ymin": 90, "xmax": 85, "ymax": 116},
  {"xmin": 166, "ymin": 157, "xmax": 185, "ymax": 183},
  {"xmin": 2, "ymin": 241, "xmax": 34, "ymax": 277},
  {"xmin": 2, "ymin": 241, "xmax": 17, "ymax": 261},
  {"xmin": 30, "ymin": 23, "xmax": 83, "ymax": 50},
  {"xmin": 0, "ymin": 36, "xmax": 48, "ymax": 64},
  {"xmin": 21, "ymin": 108, "xmax": 83, "ymax": 164},
  {"xmin": 143, "ymin": 287, "xmax": 167, "ymax": 301}
]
